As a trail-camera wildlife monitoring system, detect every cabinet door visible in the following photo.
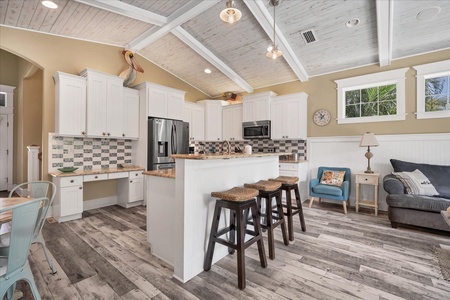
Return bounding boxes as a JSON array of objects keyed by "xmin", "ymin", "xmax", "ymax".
[
  {"xmin": 148, "ymin": 87, "xmax": 167, "ymax": 118},
  {"xmin": 222, "ymin": 107, "xmax": 233, "ymax": 141},
  {"xmin": 123, "ymin": 88, "xmax": 139, "ymax": 139},
  {"xmin": 191, "ymin": 105, "xmax": 204, "ymax": 141},
  {"xmin": 54, "ymin": 73, "xmax": 86, "ymax": 136},
  {"xmin": 205, "ymin": 104, "xmax": 222, "ymax": 141},
  {"xmin": 223, "ymin": 105, "xmax": 242, "ymax": 141},
  {"xmin": 86, "ymin": 74, "xmax": 108, "ymax": 137},
  {"xmin": 242, "ymin": 99, "xmax": 254, "ymax": 122},
  {"xmin": 106, "ymin": 79, "xmax": 124, "ymax": 138},
  {"xmin": 129, "ymin": 177, "xmax": 144, "ymax": 202},
  {"xmin": 271, "ymin": 100, "xmax": 285, "ymax": 140},
  {"xmin": 60, "ymin": 186, "xmax": 83, "ymax": 216},
  {"xmin": 167, "ymin": 92, "xmax": 184, "ymax": 120}
]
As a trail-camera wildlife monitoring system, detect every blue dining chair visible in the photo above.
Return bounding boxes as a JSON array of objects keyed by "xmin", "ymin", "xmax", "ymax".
[
  {"xmin": 309, "ymin": 167, "xmax": 351, "ymax": 214},
  {"xmin": 2, "ymin": 181, "xmax": 57, "ymax": 274},
  {"xmin": 0, "ymin": 198, "xmax": 44, "ymax": 300}
]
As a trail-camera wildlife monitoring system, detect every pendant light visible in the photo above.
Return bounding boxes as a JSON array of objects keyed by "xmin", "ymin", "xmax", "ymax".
[
  {"xmin": 220, "ymin": 1, "xmax": 242, "ymax": 24},
  {"xmin": 266, "ymin": 0, "xmax": 282, "ymax": 59}
]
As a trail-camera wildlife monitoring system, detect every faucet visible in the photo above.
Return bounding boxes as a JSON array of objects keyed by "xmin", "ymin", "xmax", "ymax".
[{"xmin": 222, "ymin": 140, "xmax": 231, "ymax": 154}]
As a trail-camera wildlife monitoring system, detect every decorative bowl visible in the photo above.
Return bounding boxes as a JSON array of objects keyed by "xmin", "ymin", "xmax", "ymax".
[{"xmin": 57, "ymin": 167, "xmax": 78, "ymax": 173}]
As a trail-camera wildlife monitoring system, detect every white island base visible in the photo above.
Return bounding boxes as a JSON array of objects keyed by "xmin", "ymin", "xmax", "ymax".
[{"xmin": 146, "ymin": 155, "xmax": 279, "ymax": 283}]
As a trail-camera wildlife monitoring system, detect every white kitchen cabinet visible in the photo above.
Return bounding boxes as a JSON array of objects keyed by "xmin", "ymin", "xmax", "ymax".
[
  {"xmin": 242, "ymin": 91, "xmax": 276, "ymax": 122},
  {"xmin": 123, "ymin": 87, "xmax": 140, "ymax": 139},
  {"xmin": 53, "ymin": 72, "xmax": 87, "ymax": 136},
  {"xmin": 279, "ymin": 161, "xmax": 309, "ymax": 202},
  {"xmin": 222, "ymin": 104, "xmax": 243, "ymax": 141},
  {"xmin": 117, "ymin": 171, "xmax": 144, "ymax": 208},
  {"xmin": 134, "ymin": 82, "xmax": 185, "ymax": 121},
  {"xmin": 198, "ymin": 100, "xmax": 228, "ymax": 141},
  {"xmin": 52, "ymin": 176, "xmax": 83, "ymax": 223},
  {"xmin": 183, "ymin": 102, "xmax": 205, "ymax": 141},
  {"xmin": 79, "ymin": 68, "xmax": 124, "ymax": 138},
  {"xmin": 271, "ymin": 92, "xmax": 308, "ymax": 140}
]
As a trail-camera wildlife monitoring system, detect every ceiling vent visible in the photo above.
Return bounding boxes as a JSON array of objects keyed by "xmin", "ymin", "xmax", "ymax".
[{"xmin": 301, "ymin": 29, "xmax": 317, "ymax": 44}]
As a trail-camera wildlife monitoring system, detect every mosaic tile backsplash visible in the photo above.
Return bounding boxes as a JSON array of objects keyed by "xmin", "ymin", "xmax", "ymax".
[
  {"xmin": 192, "ymin": 139, "xmax": 307, "ymax": 159},
  {"xmin": 50, "ymin": 135, "xmax": 133, "ymax": 170}
]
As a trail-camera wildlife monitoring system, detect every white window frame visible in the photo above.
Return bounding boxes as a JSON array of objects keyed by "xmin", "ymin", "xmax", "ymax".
[
  {"xmin": 413, "ymin": 60, "xmax": 450, "ymax": 119},
  {"xmin": 335, "ymin": 68, "xmax": 408, "ymax": 124}
]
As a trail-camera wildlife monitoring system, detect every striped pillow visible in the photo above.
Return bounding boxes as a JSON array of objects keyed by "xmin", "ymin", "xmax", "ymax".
[{"xmin": 392, "ymin": 169, "xmax": 439, "ymax": 196}]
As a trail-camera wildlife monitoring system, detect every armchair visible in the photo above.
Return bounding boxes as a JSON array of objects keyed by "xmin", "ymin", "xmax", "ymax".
[{"xmin": 309, "ymin": 167, "xmax": 351, "ymax": 214}]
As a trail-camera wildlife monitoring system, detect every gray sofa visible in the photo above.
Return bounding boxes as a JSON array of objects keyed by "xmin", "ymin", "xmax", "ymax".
[{"xmin": 383, "ymin": 159, "xmax": 450, "ymax": 232}]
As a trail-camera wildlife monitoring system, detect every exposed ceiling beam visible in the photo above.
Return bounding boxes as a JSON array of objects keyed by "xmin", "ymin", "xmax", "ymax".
[
  {"xmin": 173, "ymin": 27, "xmax": 254, "ymax": 93},
  {"xmin": 244, "ymin": 0, "xmax": 309, "ymax": 82},
  {"xmin": 376, "ymin": 0, "xmax": 394, "ymax": 66},
  {"xmin": 74, "ymin": 0, "xmax": 166, "ymax": 26},
  {"xmin": 126, "ymin": 0, "xmax": 220, "ymax": 51}
]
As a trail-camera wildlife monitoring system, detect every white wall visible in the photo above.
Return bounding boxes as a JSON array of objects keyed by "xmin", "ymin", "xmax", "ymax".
[{"xmin": 307, "ymin": 133, "xmax": 450, "ymax": 211}]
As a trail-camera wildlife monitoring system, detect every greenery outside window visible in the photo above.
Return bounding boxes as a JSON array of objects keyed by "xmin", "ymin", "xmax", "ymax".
[
  {"xmin": 335, "ymin": 68, "xmax": 408, "ymax": 124},
  {"xmin": 413, "ymin": 60, "xmax": 450, "ymax": 119}
]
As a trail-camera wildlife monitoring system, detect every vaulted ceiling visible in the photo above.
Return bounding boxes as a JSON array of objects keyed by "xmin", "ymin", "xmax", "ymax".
[{"xmin": 1, "ymin": 0, "xmax": 449, "ymax": 98}]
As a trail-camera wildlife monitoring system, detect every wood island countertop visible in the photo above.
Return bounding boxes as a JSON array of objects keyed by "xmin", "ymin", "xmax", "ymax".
[
  {"xmin": 143, "ymin": 169, "xmax": 176, "ymax": 179},
  {"xmin": 171, "ymin": 152, "xmax": 291, "ymax": 160},
  {"xmin": 48, "ymin": 166, "xmax": 145, "ymax": 177}
]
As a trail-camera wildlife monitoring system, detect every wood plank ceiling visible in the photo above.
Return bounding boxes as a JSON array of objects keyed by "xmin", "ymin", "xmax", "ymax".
[{"xmin": 1, "ymin": 0, "xmax": 449, "ymax": 98}]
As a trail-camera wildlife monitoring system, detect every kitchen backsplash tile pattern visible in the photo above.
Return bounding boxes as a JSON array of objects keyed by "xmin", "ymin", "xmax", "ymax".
[
  {"xmin": 49, "ymin": 135, "xmax": 133, "ymax": 170},
  {"xmin": 192, "ymin": 139, "xmax": 307, "ymax": 159}
]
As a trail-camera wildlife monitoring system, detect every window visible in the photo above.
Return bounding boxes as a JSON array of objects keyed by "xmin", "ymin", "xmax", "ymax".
[
  {"xmin": 0, "ymin": 93, "xmax": 5, "ymax": 107},
  {"xmin": 335, "ymin": 68, "xmax": 408, "ymax": 124},
  {"xmin": 413, "ymin": 60, "xmax": 450, "ymax": 119}
]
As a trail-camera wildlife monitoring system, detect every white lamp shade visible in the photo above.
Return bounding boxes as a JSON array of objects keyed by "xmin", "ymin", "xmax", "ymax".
[
  {"xmin": 220, "ymin": 1, "xmax": 242, "ymax": 24},
  {"xmin": 359, "ymin": 132, "xmax": 379, "ymax": 147}
]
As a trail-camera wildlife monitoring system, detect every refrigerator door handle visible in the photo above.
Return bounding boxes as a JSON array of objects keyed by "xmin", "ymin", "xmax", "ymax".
[{"xmin": 171, "ymin": 124, "xmax": 177, "ymax": 154}]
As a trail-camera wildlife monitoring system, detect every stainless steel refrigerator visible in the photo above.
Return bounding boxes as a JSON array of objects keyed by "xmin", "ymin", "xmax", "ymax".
[{"xmin": 147, "ymin": 117, "xmax": 189, "ymax": 170}]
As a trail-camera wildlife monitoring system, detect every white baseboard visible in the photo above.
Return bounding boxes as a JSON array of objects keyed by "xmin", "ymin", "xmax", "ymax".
[{"xmin": 83, "ymin": 196, "xmax": 118, "ymax": 211}]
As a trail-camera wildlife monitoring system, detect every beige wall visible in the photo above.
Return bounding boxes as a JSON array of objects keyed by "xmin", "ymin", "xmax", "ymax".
[{"xmin": 250, "ymin": 50, "xmax": 450, "ymax": 137}]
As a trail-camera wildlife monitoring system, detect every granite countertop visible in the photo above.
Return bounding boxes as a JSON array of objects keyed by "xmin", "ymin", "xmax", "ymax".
[
  {"xmin": 143, "ymin": 169, "xmax": 176, "ymax": 179},
  {"xmin": 171, "ymin": 152, "xmax": 291, "ymax": 160},
  {"xmin": 48, "ymin": 166, "xmax": 145, "ymax": 177}
]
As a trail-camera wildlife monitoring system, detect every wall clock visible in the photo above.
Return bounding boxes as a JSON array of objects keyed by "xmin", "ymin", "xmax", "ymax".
[{"xmin": 313, "ymin": 109, "xmax": 331, "ymax": 126}]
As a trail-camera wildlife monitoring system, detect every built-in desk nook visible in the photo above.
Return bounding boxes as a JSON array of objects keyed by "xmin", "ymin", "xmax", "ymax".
[{"xmin": 144, "ymin": 153, "xmax": 288, "ymax": 283}]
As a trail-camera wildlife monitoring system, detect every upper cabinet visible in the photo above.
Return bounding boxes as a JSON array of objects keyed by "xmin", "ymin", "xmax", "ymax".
[
  {"xmin": 242, "ymin": 91, "xmax": 277, "ymax": 122},
  {"xmin": 79, "ymin": 69, "xmax": 124, "ymax": 138},
  {"xmin": 271, "ymin": 92, "xmax": 308, "ymax": 140},
  {"xmin": 123, "ymin": 88, "xmax": 140, "ymax": 139},
  {"xmin": 198, "ymin": 100, "xmax": 228, "ymax": 142},
  {"xmin": 134, "ymin": 82, "xmax": 185, "ymax": 121},
  {"xmin": 53, "ymin": 72, "xmax": 87, "ymax": 136},
  {"xmin": 222, "ymin": 104, "xmax": 243, "ymax": 141},
  {"xmin": 183, "ymin": 102, "xmax": 205, "ymax": 141}
]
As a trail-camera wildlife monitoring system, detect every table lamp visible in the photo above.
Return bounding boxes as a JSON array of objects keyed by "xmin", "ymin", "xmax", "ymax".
[{"xmin": 359, "ymin": 132, "xmax": 379, "ymax": 173}]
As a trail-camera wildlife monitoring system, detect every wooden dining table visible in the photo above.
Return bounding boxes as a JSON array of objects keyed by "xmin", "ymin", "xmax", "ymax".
[{"xmin": 0, "ymin": 197, "xmax": 33, "ymax": 224}]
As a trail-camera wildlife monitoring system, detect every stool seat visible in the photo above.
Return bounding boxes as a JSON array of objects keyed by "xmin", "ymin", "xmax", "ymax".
[
  {"xmin": 244, "ymin": 180, "xmax": 281, "ymax": 192},
  {"xmin": 211, "ymin": 187, "xmax": 259, "ymax": 201},
  {"xmin": 270, "ymin": 176, "xmax": 299, "ymax": 185}
]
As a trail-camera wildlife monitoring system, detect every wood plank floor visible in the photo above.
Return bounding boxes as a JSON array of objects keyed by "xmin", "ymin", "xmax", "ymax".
[{"xmin": 15, "ymin": 202, "xmax": 450, "ymax": 300}]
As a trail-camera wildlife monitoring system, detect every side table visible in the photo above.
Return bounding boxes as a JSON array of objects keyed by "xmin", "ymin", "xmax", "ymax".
[
  {"xmin": 355, "ymin": 172, "xmax": 380, "ymax": 216},
  {"xmin": 441, "ymin": 210, "xmax": 450, "ymax": 227}
]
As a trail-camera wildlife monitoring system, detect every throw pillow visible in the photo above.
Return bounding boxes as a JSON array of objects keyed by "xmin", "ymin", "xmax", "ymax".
[
  {"xmin": 392, "ymin": 169, "xmax": 439, "ymax": 196},
  {"xmin": 320, "ymin": 170, "xmax": 346, "ymax": 186}
]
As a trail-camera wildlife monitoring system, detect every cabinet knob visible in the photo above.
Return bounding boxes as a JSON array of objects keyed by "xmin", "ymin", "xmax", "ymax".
[
  {"xmin": 130, "ymin": 180, "xmax": 133, "ymax": 183},
  {"xmin": 81, "ymin": 131, "xmax": 86, "ymax": 135},
  {"xmin": 70, "ymin": 180, "xmax": 74, "ymax": 183},
  {"xmin": 79, "ymin": 187, "xmax": 82, "ymax": 190},
  {"xmin": 135, "ymin": 173, "xmax": 138, "ymax": 176},
  {"xmin": 95, "ymin": 176, "xmax": 98, "ymax": 179},
  {"xmin": 365, "ymin": 178, "xmax": 368, "ymax": 181},
  {"xmin": 122, "ymin": 133, "xmax": 125, "ymax": 137},
  {"xmin": 102, "ymin": 132, "xmax": 106, "ymax": 136},
  {"xmin": 107, "ymin": 133, "xmax": 111, "ymax": 136}
]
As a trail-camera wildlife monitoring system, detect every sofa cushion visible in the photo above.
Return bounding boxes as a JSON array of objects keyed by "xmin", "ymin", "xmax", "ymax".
[
  {"xmin": 312, "ymin": 184, "xmax": 343, "ymax": 196},
  {"xmin": 391, "ymin": 169, "xmax": 439, "ymax": 196},
  {"xmin": 387, "ymin": 194, "xmax": 450, "ymax": 213},
  {"xmin": 390, "ymin": 159, "xmax": 450, "ymax": 198}
]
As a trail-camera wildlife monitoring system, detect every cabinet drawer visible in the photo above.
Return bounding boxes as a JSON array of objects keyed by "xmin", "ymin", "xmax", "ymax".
[
  {"xmin": 60, "ymin": 176, "xmax": 83, "ymax": 187},
  {"xmin": 356, "ymin": 174, "xmax": 378, "ymax": 185},
  {"xmin": 129, "ymin": 171, "xmax": 143, "ymax": 179},
  {"xmin": 279, "ymin": 163, "xmax": 298, "ymax": 171},
  {"xmin": 84, "ymin": 173, "xmax": 108, "ymax": 182},
  {"xmin": 108, "ymin": 172, "xmax": 129, "ymax": 179}
]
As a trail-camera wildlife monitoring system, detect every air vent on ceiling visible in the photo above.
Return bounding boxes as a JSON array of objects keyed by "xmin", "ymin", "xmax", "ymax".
[{"xmin": 301, "ymin": 29, "xmax": 317, "ymax": 44}]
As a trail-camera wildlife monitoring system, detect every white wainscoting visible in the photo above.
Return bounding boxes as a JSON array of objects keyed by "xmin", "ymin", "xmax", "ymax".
[{"xmin": 307, "ymin": 133, "xmax": 450, "ymax": 211}]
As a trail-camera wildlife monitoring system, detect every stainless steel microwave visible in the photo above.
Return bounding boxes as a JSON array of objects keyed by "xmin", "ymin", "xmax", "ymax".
[{"xmin": 242, "ymin": 120, "xmax": 271, "ymax": 139}]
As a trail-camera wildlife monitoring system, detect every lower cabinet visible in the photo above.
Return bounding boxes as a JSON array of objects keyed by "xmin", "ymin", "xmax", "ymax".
[
  {"xmin": 279, "ymin": 161, "xmax": 309, "ymax": 202},
  {"xmin": 53, "ymin": 176, "xmax": 83, "ymax": 223},
  {"xmin": 117, "ymin": 171, "xmax": 144, "ymax": 208}
]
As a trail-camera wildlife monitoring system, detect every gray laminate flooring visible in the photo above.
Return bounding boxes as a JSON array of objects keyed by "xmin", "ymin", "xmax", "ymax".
[{"xmin": 18, "ymin": 203, "xmax": 450, "ymax": 299}]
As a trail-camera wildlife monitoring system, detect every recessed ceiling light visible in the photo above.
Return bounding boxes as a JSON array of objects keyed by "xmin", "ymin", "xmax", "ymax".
[
  {"xmin": 416, "ymin": 6, "xmax": 441, "ymax": 21},
  {"xmin": 346, "ymin": 18, "xmax": 360, "ymax": 28},
  {"xmin": 204, "ymin": 68, "xmax": 212, "ymax": 74},
  {"xmin": 41, "ymin": 1, "xmax": 58, "ymax": 9}
]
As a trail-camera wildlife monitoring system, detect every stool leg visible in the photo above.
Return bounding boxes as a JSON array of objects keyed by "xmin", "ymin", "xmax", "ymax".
[
  {"xmin": 251, "ymin": 203, "xmax": 267, "ymax": 268},
  {"xmin": 285, "ymin": 187, "xmax": 295, "ymax": 242},
  {"xmin": 204, "ymin": 204, "xmax": 222, "ymax": 271},
  {"xmin": 294, "ymin": 186, "xmax": 306, "ymax": 232},
  {"xmin": 236, "ymin": 205, "xmax": 246, "ymax": 290},
  {"xmin": 229, "ymin": 209, "xmax": 236, "ymax": 254},
  {"xmin": 276, "ymin": 191, "xmax": 289, "ymax": 246},
  {"xmin": 265, "ymin": 196, "xmax": 275, "ymax": 260}
]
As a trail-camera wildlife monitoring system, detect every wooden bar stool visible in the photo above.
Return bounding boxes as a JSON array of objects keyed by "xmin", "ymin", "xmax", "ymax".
[
  {"xmin": 270, "ymin": 176, "xmax": 306, "ymax": 241},
  {"xmin": 244, "ymin": 180, "xmax": 289, "ymax": 260},
  {"xmin": 204, "ymin": 187, "xmax": 267, "ymax": 290}
]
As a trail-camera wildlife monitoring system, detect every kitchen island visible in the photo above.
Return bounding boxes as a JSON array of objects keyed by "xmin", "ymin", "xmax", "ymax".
[{"xmin": 145, "ymin": 153, "xmax": 287, "ymax": 283}]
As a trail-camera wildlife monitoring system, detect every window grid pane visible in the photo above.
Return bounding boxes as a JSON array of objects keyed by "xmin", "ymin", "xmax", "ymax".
[
  {"xmin": 425, "ymin": 75, "xmax": 450, "ymax": 112},
  {"xmin": 345, "ymin": 84, "xmax": 397, "ymax": 118}
]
